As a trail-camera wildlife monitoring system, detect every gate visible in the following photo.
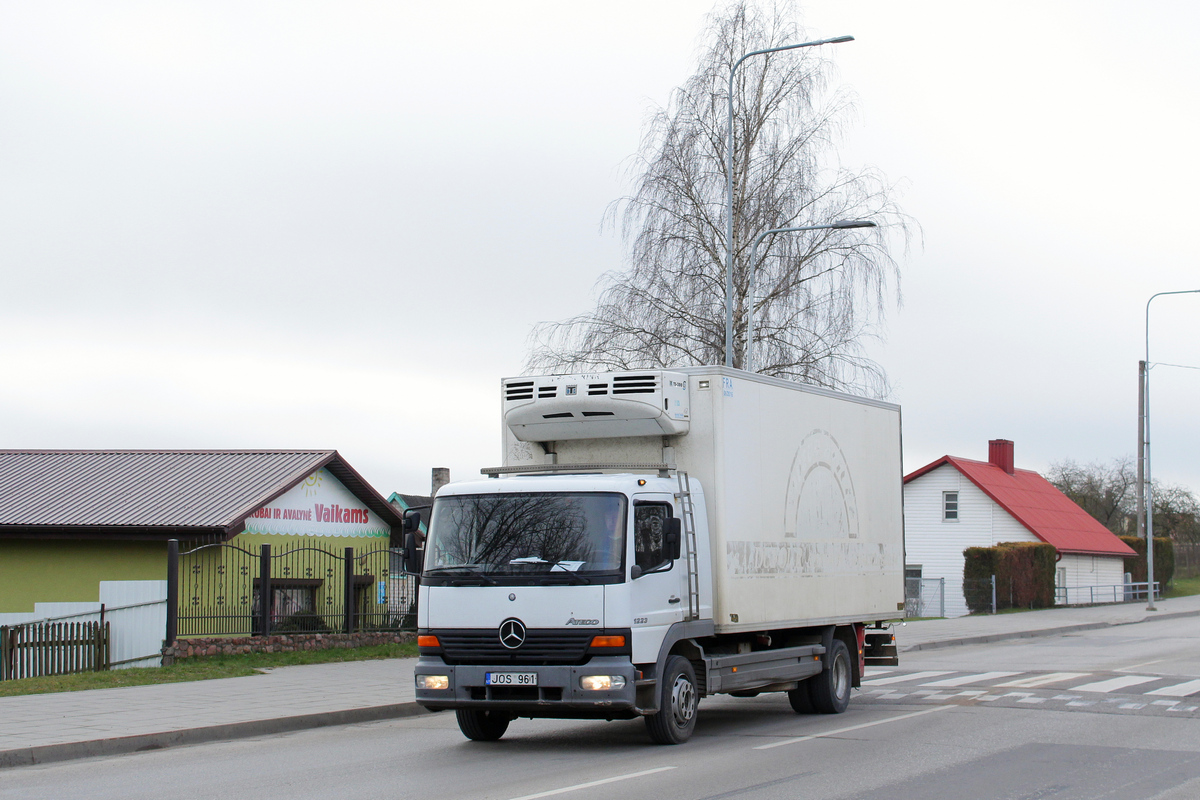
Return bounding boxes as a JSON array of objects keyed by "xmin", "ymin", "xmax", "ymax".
[
  {"xmin": 168, "ymin": 540, "xmax": 417, "ymax": 642},
  {"xmin": 1, "ymin": 621, "xmax": 110, "ymax": 681}
]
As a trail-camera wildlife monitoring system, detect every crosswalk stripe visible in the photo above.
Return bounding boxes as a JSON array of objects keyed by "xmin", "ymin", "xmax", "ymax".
[
  {"xmin": 994, "ymin": 672, "xmax": 1090, "ymax": 688},
  {"xmin": 861, "ymin": 671, "xmax": 952, "ymax": 686},
  {"xmin": 1071, "ymin": 675, "xmax": 1158, "ymax": 693},
  {"xmin": 1146, "ymin": 679, "xmax": 1200, "ymax": 697},
  {"xmin": 921, "ymin": 671, "xmax": 1021, "ymax": 687}
]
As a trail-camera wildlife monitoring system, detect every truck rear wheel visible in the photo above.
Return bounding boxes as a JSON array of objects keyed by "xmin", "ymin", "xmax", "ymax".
[
  {"xmin": 456, "ymin": 708, "xmax": 511, "ymax": 741},
  {"xmin": 645, "ymin": 655, "xmax": 698, "ymax": 744},
  {"xmin": 809, "ymin": 639, "xmax": 851, "ymax": 714},
  {"xmin": 787, "ymin": 679, "xmax": 814, "ymax": 713}
]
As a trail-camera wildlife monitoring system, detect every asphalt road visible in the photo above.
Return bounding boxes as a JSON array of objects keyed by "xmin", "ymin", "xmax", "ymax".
[{"xmin": 6, "ymin": 619, "xmax": 1200, "ymax": 800}]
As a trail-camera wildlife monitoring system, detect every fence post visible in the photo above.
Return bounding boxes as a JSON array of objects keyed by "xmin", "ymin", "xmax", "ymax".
[
  {"xmin": 2, "ymin": 624, "xmax": 8, "ymax": 681},
  {"xmin": 344, "ymin": 547, "xmax": 355, "ymax": 634},
  {"xmin": 166, "ymin": 539, "xmax": 179, "ymax": 647},
  {"xmin": 990, "ymin": 574, "xmax": 997, "ymax": 614},
  {"xmin": 939, "ymin": 578, "xmax": 945, "ymax": 617},
  {"xmin": 260, "ymin": 543, "xmax": 272, "ymax": 637}
]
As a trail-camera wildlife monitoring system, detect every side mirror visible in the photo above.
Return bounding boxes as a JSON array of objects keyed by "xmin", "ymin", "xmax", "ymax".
[
  {"xmin": 403, "ymin": 532, "xmax": 420, "ymax": 575},
  {"xmin": 403, "ymin": 509, "xmax": 422, "ymax": 534},
  {"xmin": 665, "ymin": 517, "xmax": 682, "ymax": 561}
]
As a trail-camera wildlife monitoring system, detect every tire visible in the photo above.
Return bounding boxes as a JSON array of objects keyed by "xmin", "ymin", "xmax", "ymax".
[
  {"xmin": 809, "ymin": 638, "xmax": 852, "ymax": 714},
  {"xmin": 645, "ymin": 655, "xmax": 699, "ymax": 744},
  {"xmin": 456, "ymin": 708, "xmax": 511, "ymax": 741},
  {"xmin": 787, "ymin": 679, "xmax": 814, "ymax": 713}
]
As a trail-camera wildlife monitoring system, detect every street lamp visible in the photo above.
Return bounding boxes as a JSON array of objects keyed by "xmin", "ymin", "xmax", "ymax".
[
  {"xmin": 744, "ymin": 219, "xmax": 877, "ymax": 372},
  {"xmin": 1142, "ymin": 289, "xmax": 1200, "ymax": 610},
  {"xmin": 724, "ymin": 34, "xmax": 854, "ymax": 368}
]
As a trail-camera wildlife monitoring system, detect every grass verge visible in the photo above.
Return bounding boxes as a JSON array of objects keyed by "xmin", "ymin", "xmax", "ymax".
[
  {"xmin": 0, "ymin": 642, "xmax": 418, "ymax": 698},
  {"xmin": 1165, "ymin": 575, "xmax": 1200, "ymax": 599}
]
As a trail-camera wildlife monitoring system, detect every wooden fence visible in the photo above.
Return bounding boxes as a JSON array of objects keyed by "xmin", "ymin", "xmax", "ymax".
[{"xmin": 0, "ymin": 621, "xmax": 110, "ymax": 681}]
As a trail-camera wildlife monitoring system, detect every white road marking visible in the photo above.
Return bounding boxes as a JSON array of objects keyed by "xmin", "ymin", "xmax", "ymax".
[
  {"xmin": 753, "ymin": 706, "xmax": 952, "ymax": 750},
  {"xmin": 1119, "ymin": 703, "xmax": 1147, "ymax": 710},
  {"xmin": 1151, "ymin": 700, "xmax": 1180, "ymax": 707},
  {"xmin": 1146, "ymin": 679, "xmax": 1200, "ymax": 697},
  {"xmin": 1117, "ymin": 659, "xmax": 1165, "ymax": 672},
  {"xmin": 1067, "ymin": 701, "xmax": 1096, "ymax": 707},
  {"xmin": 1072, "ymin": 675, "xmax": 1159, "ymax": 693},
  {"xmin": 921, "ymin": 671, "xmax": 1021, "ymax": 687},
  {"xmin": 995, "ymin": 672, "xmax": 1090, "ymax": 688},
  {"xmin": 1017, "ymin": 697, "xmax": 1046, "ymax": 704},
  {"xmin": 861, "ymin": 671, "xmax": 952, "ymax": 686},
  {"xmin": 505, "ymin": 767, "xmax": 677, "ymax": 800},
  {"xmin": 864, "ymin": 669, "xmax": 895, "ymax": 678}
]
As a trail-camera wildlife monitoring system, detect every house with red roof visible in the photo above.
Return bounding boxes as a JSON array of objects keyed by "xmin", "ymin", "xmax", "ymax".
[{"xmin": 903, "ymin": 439, "xmax": 1137, "ymax": 617}]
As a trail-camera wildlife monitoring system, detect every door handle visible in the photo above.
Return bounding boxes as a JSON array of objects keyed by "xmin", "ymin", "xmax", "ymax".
[{"xmin": 668, "ymin": 596, "xmax": 681, "ymax": 604}]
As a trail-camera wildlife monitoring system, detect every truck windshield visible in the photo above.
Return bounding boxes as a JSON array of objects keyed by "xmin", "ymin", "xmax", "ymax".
[{"xmin": 425, "ymin": 492, "xmax": 626, "ymax": 576}]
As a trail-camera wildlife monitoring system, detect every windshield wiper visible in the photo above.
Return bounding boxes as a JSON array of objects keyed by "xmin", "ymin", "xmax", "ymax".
[{"xmin": 425, "ymin": 565, "xmax": 497, "ymax": 586}]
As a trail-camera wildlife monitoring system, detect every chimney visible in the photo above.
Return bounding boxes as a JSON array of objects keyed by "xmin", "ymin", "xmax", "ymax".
[
  {"xmin": 988, "ymin": 439, "xmax": 1014, "ymax": 475},
  {"xmin": 431, "ymin": 467, "xmax": 450, "ymax": 496}
]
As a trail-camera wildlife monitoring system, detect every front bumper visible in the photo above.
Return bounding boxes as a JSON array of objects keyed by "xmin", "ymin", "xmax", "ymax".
[{"xmin": 414, "ymin": 656, "xmax": 639, "ymax": 719}]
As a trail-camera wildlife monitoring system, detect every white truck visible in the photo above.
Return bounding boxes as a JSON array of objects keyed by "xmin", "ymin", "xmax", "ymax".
[{"xmin": 409, "ymin": 367, "xmax": 904, "ymax": 744}]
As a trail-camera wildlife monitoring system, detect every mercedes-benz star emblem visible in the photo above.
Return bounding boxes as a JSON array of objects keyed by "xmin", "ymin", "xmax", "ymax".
[{"xmin": 499, "ymin": 618, "xmax": 526, "ymax": 649}]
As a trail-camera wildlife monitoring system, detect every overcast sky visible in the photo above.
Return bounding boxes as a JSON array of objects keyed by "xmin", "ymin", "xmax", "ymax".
[{"xmin": 2, "ymin": 1, "xmax": 1197, "ymax": 499}]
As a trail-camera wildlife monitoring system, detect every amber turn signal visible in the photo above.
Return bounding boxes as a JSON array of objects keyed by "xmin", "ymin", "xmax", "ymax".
[
  {"xmin": 417, "ymin": 635, "xmax": 440, "ymax": 648},
  {"xmin": 590, "ymin": 635, "xmax": 626, "ymax": 648}
]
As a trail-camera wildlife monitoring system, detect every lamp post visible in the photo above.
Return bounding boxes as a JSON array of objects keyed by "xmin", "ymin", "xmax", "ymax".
[
  {"xmin": 724, "ymin": 34, "xmax": 854, "ymax": 368},
  {"xmin": 1142, "ymin": 289, "xmax": 1200, "ymax": 610},
  {"xmin": 744, "ymin": 219, "xmax": 877, "ymax": 372}
]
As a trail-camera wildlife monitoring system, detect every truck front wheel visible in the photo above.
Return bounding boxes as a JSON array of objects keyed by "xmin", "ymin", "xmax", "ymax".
[
  {"xmin": 456, "ymin": 708, "xmax": 512, "ymax": 741},
  {"xmin": 645, "ymin": 655, "xmax": 698, "ymax": 744},
  {"xmin": 809, "ymin": 639, "xmax": 851, "ymax": 714}
]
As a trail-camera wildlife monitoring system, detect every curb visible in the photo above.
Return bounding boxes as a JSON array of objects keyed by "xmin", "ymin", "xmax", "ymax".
[
  {"xmin": 900, "ymin": 608, "xmax": 1200, "ymax": 652},
  {"xmin": 0, "ymin": 702, "xmax": 429, "ymax": 770}
]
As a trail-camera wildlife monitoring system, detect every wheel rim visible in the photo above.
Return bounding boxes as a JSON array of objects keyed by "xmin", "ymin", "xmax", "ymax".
[
  {"xmin": 833, "ymin": 654, "xmax": 850, "ymax": 700},
  {"xmin": 670, "ymin": 674, "xmax": 696, "ymax": 726}
]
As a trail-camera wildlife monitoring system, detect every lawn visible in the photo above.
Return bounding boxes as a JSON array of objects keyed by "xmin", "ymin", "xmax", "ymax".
[
  {"xmin": 0, "ymin": 642, "xmax": 418, "ymax": 698},
  {"xmin": 1165, "ymin": 575, "xmax": 1200, "ymax": 598}
]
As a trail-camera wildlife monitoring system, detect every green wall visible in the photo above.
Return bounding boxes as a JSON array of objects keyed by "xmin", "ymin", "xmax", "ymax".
[{"xmin": 0, "ymin": 539, "xmax": 166, "ymax": 613}]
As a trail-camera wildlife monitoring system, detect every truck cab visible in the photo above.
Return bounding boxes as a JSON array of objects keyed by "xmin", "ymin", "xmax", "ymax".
[{"xmin": 413, "ymin": 472, "xmax": 713, "ymax": 741}]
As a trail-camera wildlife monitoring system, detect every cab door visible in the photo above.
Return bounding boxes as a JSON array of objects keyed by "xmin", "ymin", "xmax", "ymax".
[{"xmin": 628, "ymin": 493, "xmax": 686, "ymax": 663}]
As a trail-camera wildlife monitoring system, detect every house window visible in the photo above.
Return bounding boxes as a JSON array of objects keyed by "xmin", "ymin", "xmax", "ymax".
[{"xmin": 943, "ymin": 491, "xmax": 959, "ymax": 521}]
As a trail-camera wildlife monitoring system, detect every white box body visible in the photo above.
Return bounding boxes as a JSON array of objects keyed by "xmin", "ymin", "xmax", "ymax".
[{"xmin": 500, "ymin": 367, "xmax": 905, "ymax": 633}]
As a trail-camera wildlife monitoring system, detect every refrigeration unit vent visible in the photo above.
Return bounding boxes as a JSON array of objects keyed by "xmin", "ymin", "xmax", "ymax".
[{"xmin": 501, "ymin": 371, "xmax": 690, "ymax": 441}]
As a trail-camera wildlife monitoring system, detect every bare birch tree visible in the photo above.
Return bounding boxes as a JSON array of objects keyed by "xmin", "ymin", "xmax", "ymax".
[{"xmin": 526, "ymin": 1, "xmax": 912, "ymax": 396}]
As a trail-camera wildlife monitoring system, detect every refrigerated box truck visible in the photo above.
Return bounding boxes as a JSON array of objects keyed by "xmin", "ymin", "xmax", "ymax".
[{"xmin": 409, "ymin": 367, "xmax": 904, "ymax": 744}]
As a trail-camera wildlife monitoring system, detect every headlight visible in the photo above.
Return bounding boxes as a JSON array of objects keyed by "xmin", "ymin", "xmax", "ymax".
[
  {"xmin": 580, "ymin": 675, "xmax": 627, "ymax": 691},
  {"xmin": 417, "ymin": 675, "xmax": 450, "ymax": 690}
]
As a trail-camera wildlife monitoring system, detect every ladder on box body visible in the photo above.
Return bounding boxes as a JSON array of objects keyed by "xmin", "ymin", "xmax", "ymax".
[{"xmin": 675, "ymin": 471, "xmax": 701, "ymax": 621}]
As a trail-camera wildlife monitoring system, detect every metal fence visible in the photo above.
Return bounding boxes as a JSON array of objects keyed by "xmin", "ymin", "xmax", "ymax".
[
  {"xmin": 1055, "ymin": 582, "xmax": 1160, "ymax": 606},
  {"xmin": 169, "ymin": 540, "xmax": 418, "ymax": 640},
  {"xmin": 905, "ymin": 577, "xmax": 945, "ymax": 618},
  {"xmin": 1, "ymin": 621, "xmax": 110, "ymax": 681}
]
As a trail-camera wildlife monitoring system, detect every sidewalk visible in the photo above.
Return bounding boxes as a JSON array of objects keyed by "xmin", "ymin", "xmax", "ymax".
[{"xmin": 4, "ymin": 594, "xmax": 1200, "ymax": 769}]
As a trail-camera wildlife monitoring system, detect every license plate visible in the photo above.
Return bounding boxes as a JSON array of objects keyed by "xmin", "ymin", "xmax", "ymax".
[{"xmin": 486, "ymin": 672, "xmax": 537, "ymax": 686}]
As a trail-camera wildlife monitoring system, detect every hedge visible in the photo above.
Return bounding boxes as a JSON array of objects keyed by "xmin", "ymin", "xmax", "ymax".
[
  {"xmin": 1119, "ymin": 536, "xmax": 1174, "ymax": 590},
  {"xmin": 963, "ymin": 541, "xmax": 1057, "ymax": 613}
]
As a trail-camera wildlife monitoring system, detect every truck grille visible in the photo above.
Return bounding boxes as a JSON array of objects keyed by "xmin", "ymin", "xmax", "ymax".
[{"xmin": 433, "ymin": 629, "xmax": 596, "ymax": 665}]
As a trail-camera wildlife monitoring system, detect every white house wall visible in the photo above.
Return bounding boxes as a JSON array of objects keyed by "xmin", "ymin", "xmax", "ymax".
[
  {"xmin": 1057, "ymin": 554, "xmax": 1127, "ymax": 605},
  {"xmin": 904, "ymin": 464, "xmax": 997, "ymax": 617}
]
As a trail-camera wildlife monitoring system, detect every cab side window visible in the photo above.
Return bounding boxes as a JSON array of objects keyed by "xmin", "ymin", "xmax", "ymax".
[{"xmin": 634, "ymin": 502, "xmax": 672, "ymax": 572}]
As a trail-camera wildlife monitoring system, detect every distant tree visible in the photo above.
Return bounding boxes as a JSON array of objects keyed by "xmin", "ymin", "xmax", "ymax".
[
  {"xmin": 1152, "ymin": 483, "xmax": 1200, "ymax": 544},
  {"xmin": 1047, "ymin": 457, "xmax": 1199, "ymax": 542},
  {"xmin": 526, "ymin": 0, "xmax": 912, "ymax": 396},
  {"xmin": 1046, "ymin": 457, "xmax": 1136, "ymax": 535}
]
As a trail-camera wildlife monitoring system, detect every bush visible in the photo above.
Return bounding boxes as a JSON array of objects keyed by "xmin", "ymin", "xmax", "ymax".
[
  {"xmin": 963, "ymin": 547, "xmax": 996, "ymax": 613},
  {"xmin": 1119, "ymin": 536, "xmax": 1174, "ymax": 590},
  {"xmin": 963, "ymin": 542, "xmax": 1057, "ymax": 612}
]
